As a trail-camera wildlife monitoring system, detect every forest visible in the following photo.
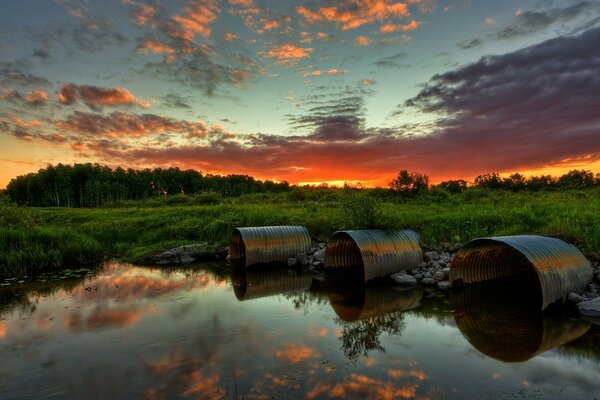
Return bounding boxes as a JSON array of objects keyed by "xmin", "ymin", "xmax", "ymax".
[{"xmin": 3, "ymin": 163, "xmax": 600, "ymax": 207}]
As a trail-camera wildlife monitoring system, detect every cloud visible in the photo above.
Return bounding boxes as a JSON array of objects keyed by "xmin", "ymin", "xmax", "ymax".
[
  {"xmin": 303, "ymin": 68, "xmax": 350, "ymax": 77},
  {"xmin": 55, "ymin": 110, "xmax": 207, "ymax": 138},
  {"xmin": 56, "ymin": 84, "xmax": 151, "ymax": 109},
  {"xmin": 168, "ymin": 0, "xmax": 220, "ymax": 41},
  {"xmin": 496, "ymin": 2, "xmax": 600, "ymax": 40},
  {"xmin": 373, "ymin": 52, "xmax": 408, "ymax": 68},
  {"xmin": 135, "ymin": 37, "xmax": 176, "ymax": 54},
  {"xmin": 25, "ymin": 89, "xmax": 49, "ymax": 105},
  {"xmin": 355, "ymin": 35, "xmax": 371, "ymax": 46},
  {"xmin": 161, "ymin": 92, "xmax": 193, "ymax": 110},
  {"xmin": 296, "ymin": 0, "xmax": 413, "ymax": 30},
  {"xmin": 265, "ymin": 44, "xmax": 314, "ymax": 64},
  {"xmin": 0, "ymin": 60, "xmax": 51, "ymax": 87},
  {"xmin": 458, "ymin": 38, "xmax": 483, "ymax": 50},
  {"xmin": 80, "ymin": 27, "xmax": 600, "ymax": 185},
  {"xmin": 380, "ymin": 20, "xmax": 420, "ymax": 33}
]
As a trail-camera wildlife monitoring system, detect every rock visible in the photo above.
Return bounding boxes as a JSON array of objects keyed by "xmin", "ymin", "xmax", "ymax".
[
  {"xmin": 433, "ymin": 271, "xmax": 445, "ymax": 282},
  {"xmin": 313, "ymin": 248, "xmax": 326, "ymax": 263},
  {"xmin": 391, "ymin": 273, "xmax": 417, "ymax": 286},
  {"xmin": 577, "ymin": 297, "xmax": 600, "ymax": 317},
  {"xmin": 438, "ymin": 259, "xmax": 447, "ymax": 268},
  {"xmin": 424, "ymin": 272, "xmax": 432, "ymax": 279},
  {"xmin": 585, "ymin": 292, "xmax": 600, "ymax": 300},
  {"xmin": 287, "ymin": 257, "xmax": 298, "ymax": 266},
  {"xmin": 421, "ymin": 278, "xmax": 435, "ymax": 285},
  {"xmin": 143, "ymin": 242, "xmax": 224, "ymax": 266},
  {"xmin": 419, "ymin": 262, "xmax": 428, "ymax": 268},
  {"xmin": 414, "ymin": 273, "xmax": 424, "ymax": 281},
  {"xmin": 442, "ymin": 267, "xmax": 450, "ymax": 279},
  {"xmin": 318, "ymin": 242, "xmax": 326, "ymax": 249},
  {"xmin": 296, "ymin": 254, "xmax": 309, "ymax": 266},
  {"xmin": 568, "ymin": 292, "xmax": 587, "ymax": 304},
  {"xmin": 424, "ymin": 251, "xmax": 439, "ymax": 262},
  {"xmin": 437, "ymin": 281, "xmax": 451, "ymax": 291},
  {"xmin": 308, "ymin": 247, "xmax": 317, "ymax": 255}
]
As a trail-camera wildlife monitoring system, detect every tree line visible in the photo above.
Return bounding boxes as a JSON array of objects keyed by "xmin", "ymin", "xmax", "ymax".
[
  {"xmin": 3, "ymin": 164, "xmax": 599, "ymax": 207},
  {"xmin": 4, "ymin": 163, "xmax": 289, "ymax": 207},
  {"xmin": 389, "ymin": 169, "xmax": 600, "ymax": 195}
]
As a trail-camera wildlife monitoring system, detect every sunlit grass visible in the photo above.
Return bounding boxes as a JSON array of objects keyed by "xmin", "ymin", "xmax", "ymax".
[{"xmin": 1, "ymin": 188, "xmax": 598, "ymax": 277}]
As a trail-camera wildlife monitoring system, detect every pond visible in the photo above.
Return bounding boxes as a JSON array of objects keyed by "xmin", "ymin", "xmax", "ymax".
[{"xmin": 0, "ymin": 260, "xmax": 598, "ymax": 399}]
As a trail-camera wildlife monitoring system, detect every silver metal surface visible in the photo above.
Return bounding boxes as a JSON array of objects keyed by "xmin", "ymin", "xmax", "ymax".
[
  {"xmin": 450, "ymin": 235, "xmax": 593, "ymax": 309},
  {"xmin": 229, "ymin": 225, "xmax": 311, "ymax": 266},
  {"xmin": 325, "ymin": 230, "xmax": 422, "ymax": 282}
]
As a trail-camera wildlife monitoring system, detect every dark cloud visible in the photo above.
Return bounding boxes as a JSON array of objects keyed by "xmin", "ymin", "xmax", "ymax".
[
  {"xmin": 457, "ymin": 38, "xmax": 482, "ymax": 50},
  {"xmin": 32, "ymin": 49, "xmax": 51, "ymax": 60},
  {"xmin": 28, "ymin": 17, "xmax": 127, "ymax": 53},
  {"xmin": 0, "ymin": 60, "xmax": 51, "ymax": 87},
  {"xmin": 161, "ymin": 92, "xmax": 193, "ymax": 110},
  {"xmin": 289, "ymin": 96, "xmax": 367, "ymax": 141},
  {"xmin": 373, "ymin": 52, "xmax": 409, "ymax": 68},
  {"xmin": 55, "ymin": 83, "xmax": 149, "ymax": 109},
  {"xmin": 496, "ymin": 2, "xmax": 600, "ymax": 40},
  {"xmin": 55, "ymin": 110, "xmax": 207, "ymax": 139}
]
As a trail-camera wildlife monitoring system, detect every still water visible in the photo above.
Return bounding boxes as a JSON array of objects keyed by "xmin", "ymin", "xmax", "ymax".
[{"xmin": 0, "ymin": 261, "xmax": 598, "ymax": 399}]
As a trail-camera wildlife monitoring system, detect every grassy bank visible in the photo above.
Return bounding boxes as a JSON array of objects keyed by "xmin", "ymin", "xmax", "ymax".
[{"xmin": 1, "ymin": 189, "xmax": 599, "ymax": 277}]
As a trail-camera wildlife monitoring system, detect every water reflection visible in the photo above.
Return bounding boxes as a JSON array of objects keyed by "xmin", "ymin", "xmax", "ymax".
[
  {"xmin": 326, "ymin": 267, "xmax": 423, "ymax": 361},
  {"xmin": 1, "ymin": 260, "xmax": 599, "ymax": 399},
  {"xmin": 230, "ymin": 261, "xmax": 312, "ymax": 301},
  {"xmin": 451, "ymin": 277, "xmax": 591, "ymax": 362}
]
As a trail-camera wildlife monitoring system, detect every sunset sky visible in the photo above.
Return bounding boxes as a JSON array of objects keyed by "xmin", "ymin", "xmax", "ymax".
[{"xmin": 1, "ymin": 0, "xmax": 599, "ymax": 187}]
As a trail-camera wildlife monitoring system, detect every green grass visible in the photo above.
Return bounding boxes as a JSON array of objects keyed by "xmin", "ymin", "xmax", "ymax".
[{"xmin": 1, "ymin": 189, "xmax": 599, "ymax": 277}]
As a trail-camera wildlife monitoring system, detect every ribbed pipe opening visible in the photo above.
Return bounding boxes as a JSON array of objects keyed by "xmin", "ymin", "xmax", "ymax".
[
  {"xmin": 451, "ymin": 242, "xmax": 536, "ymax": 285},
  {"xmin": 325, "ymin": 233, "xmax": 364, "ymax": 269},
  {"xmin": 229, "ymin": 229, "xmax": 246, "ymax": 260}
]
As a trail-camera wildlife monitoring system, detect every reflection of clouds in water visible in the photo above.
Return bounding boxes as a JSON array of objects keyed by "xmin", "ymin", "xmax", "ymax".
[
  {"xmin": 275, "ymin": 342, "xmax": 321, "ymax": 364},
  {"xmin": 517, "ymin": 355, "xmax": 600, "ymax": 394},
  {"xmin": 306, "ymin": 373, "xmax": 421, "ymax": 399}
]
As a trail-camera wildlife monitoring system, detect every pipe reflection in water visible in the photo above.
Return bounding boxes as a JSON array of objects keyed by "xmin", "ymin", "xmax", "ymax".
[
  {"xmin": 230, "ymin": 260, "xmax": 312, "ymax": 301},
  {"xmin": 325, "ymin": 266, "xmax": 423, "ymax": 361},
  {"xmin": 451, "ymin": 276, "xmax": 591, "ymax": 363}
]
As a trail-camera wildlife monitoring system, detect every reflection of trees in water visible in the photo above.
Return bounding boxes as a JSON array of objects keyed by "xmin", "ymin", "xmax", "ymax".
[
  {"xmin": 326, "ymin": 266, "xmax": 422, "ymax": 362},
  {"xmin": 337, "ymin": 311, "xmax": 405, "ymax": 362}
]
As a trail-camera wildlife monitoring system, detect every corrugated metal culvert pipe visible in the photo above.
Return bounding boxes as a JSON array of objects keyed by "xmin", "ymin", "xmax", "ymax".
[
  {"xmin": 449, "ymin": 235, "xmax": 593, "ymax": 310},
  {"xmin": 229, "ymin": 225, "xmax": 311, "ymax": 267},
  {"xmin": 230, "ymin": 261, "xmax": 312, "ymax": 301},
  {"xmin": 451, "ymin": 278, "xmax": 590, "ymax": 362},
  {"xmin": 325, "ymin": 230, "xmax": 422, "ymax": 282}
]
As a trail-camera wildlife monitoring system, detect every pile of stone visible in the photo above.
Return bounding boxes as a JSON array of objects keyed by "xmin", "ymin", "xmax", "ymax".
[
  {"xmin": 287, "ymin": 240, "xmax": 327, "ymax": 272},
  {"xmin": 391, "ymin": 250, "xmax": 453, "ymax": 291},
  {"xmin": 568, "ymin": 259, "xmax": 600, "ymax": 318}
]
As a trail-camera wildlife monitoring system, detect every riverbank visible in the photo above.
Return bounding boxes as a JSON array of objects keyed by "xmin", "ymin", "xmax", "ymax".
[{"xmin": 1, "ymin": 189, "xmax": 599, "ymax": 278}]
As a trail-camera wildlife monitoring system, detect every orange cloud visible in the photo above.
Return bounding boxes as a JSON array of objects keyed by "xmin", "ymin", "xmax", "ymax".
[
  {"xmin": 355, "ymin": 35, "xmax": 372, "ymax": 45},
  {"xmin": 170, "ymin": 0, "xmax": 220, "ymax": 40},
  {"xmin": 136, "ymin": 39, "xmax": 176, "ymax": 54},
  {"xmin": 266, "ymin": 44, "xmax": 314, "ymax": 64},
  {"xmin": 56, "ymin": 84, "xmax": 150, "ymax": 108},
  {"xmin": 388, "ymin": 369, "xmax": 427, "ymax": 381},
  {"xmin": 262, "ymin": 19, "xmax": 280, "ymax": 30},
  {"xmin": 223, "ymin": 32, "xmax": 240, "ymax": 41},
  {"xmin": 275, "ymin": 343, "xmax": 321, "ymax": 364},
  {"xmin": 25, "ymin": 88, "xmax": 49, "ymax": 105},
  {"xmin": 380, "ymin": 19, "xmax": 420, "ymax": 32},
  {"xmin": 306, "ymin": 373, "xmax": 419, "ymax": 399},
  {"xmin": 296, "ymin": 0, "xmax": 412, "ymax": 30},
  {"xmin": 303, "ymin": 68, "xmax": 350, "ymax": 77}
]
